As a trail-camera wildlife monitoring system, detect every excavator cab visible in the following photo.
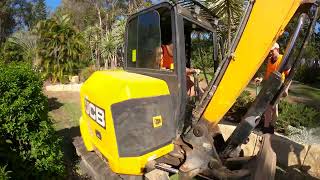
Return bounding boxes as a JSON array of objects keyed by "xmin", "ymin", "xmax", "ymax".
[
  {"xmin": 125, "ymin": 1, "xmax": 218, "ymax": 134},
  {"xmin": 78, "ymin": 0, "xmax": 319, "ymax": 179}
]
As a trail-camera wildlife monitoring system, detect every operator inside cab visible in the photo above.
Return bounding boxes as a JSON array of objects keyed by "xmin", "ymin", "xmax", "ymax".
[
  {"xmin": 158, "ymin": 8, "xmax": 211, "ymax": 97},
  {"xmin": 160, "ymin": 39, "xmax": 203, "ymax": 97},
  {"xmin": 160, "ymin": 40, "xmax": 174, "ymax": 70}
]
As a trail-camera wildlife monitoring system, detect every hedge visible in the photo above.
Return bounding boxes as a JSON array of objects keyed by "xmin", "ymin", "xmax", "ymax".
[{"xmin": 0, "ymin": 63, "xmax": 65, "ymax": 179}]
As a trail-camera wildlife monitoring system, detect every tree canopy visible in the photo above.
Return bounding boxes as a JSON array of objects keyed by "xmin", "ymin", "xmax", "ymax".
[{"xmin": 0, "ymin": 0, "xmax": 319, "ymax": 85}]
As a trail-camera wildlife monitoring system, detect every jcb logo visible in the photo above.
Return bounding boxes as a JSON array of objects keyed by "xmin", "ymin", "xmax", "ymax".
[
  {"xmin": 152, "ymin": 115, "xmax": 163, "ymax": 128},
  {"xmin": 85, "ymin": 98, "xmax": 106, "ymax": 128}
]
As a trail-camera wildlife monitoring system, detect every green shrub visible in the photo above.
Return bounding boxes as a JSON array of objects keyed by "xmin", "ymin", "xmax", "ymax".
[
  {"xmin": 276, "ymin": 101, "xmax": 320, "ymax": 135},
  {"xmin": 227, "ymin": 90, "xmax": 254, "ymax": 122},
  {"xmin": 79, "ymin": 65, "xmax": 96, "ymax": 82},
  {"xmin": 0, "ymin": 63, "xmax": 65, "ymax": 179},
  {"xmin": 0, "ymin": 165, "xmax": 11, "ymax": 180},
  {"xmin": 294, "ymin": 64, "xmax": 320, "ymax": 85},
  {"xmin": 227, "ymin": 90, "xmax": 320, "ymax": 135},
  {"xmin": 0, "ymin": 40, "xmax": 25, "ymax": 64}
]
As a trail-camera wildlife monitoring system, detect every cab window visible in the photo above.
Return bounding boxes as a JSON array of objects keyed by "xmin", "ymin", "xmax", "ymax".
[
  {"xmin": 126, "ymin": 10, "xmax": 161, "ymax": 69},
  {"xmin": 126, "ymin": 7, "xmax": 173, "ymax": 71}
]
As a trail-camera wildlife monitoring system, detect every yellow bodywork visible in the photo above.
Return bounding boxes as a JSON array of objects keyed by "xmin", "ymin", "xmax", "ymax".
[
  {"xmin": 79, "ymin": 70, "xmax": 173, "ymax": 175},
  {"xmin": 203, "ymin": 0, "xmax": 304, "ymax": 125}
]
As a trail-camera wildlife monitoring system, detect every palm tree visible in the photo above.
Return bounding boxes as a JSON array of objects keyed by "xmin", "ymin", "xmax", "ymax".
[
  {"xmin": 36, "ymin": 13, "xmax": 87, "ymax": 83},
  {"xmin": 101, "ymin": 19, "xmax": 126, "ymax": 68},
  {"xmin": 7, "ymin": 31, "xmax": 39, "ymax": 65},
  {"xmin": 82, "ymin": 0, "xmax": 149, "ymax": 69},
  {"xmin": 83, "ymin": 25, "xmax": 103, "ymax": 69},
  {"xmin": 206, "ymin": 0, "xmax": 245, "ymax": 56}
]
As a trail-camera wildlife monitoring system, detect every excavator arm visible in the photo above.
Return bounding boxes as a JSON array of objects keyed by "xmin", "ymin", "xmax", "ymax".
[
  {"xmin": 183, "ymin": 0, "xmax": 318, "ymax": 127},
  {"xmin": 197, "ymin": 0, "xmax": 318, "ymax": 126}
]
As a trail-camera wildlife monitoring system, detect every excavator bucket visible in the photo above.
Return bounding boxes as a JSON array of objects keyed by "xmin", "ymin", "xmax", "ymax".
[{"xmin": 250, "ymin": 134, "xmax": 277, "ymax": 180}]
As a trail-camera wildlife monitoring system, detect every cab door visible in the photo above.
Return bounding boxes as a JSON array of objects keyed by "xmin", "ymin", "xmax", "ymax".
[{"xmin": 124, "ymin": 3, "xmax": 187, "ymax": 135}]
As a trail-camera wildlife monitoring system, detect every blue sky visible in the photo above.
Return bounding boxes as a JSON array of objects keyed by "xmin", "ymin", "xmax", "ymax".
[{"xmin": 45, "ymin": 0, "xmax": 61, "ymax": 10}]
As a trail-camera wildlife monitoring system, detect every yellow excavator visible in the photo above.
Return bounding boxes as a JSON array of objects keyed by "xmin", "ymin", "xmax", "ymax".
[{"xmin": 75, "ymin": 0, "xmax": 319, "ymax": 179}]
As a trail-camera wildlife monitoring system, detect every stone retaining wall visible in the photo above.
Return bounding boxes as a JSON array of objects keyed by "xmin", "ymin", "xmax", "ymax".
[
  {"xmin": 219, "ymin": 124, "xmax": 320, "ymax": 178},
  {"xmin": 45, "ymin": 83, "xmax": 82, "ymax": 92}
]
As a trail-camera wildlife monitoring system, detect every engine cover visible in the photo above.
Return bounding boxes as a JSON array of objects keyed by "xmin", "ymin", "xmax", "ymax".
[{"xmin": 79, "ymin": 70, "xmax": 175, "ymax": 175}]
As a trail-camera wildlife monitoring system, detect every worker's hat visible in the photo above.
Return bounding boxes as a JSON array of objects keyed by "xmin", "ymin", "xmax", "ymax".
[{"xmin": 271, "ymin": 42, "xmax": 280, "ymax": 50}]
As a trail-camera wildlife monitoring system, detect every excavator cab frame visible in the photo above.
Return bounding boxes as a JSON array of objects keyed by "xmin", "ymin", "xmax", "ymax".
[{"xmin": 124, "ymin": 0, "xmax": 219, "ymax": 134}]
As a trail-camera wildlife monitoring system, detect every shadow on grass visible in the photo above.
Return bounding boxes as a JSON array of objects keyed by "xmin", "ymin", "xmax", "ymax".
[
  {"xmin": 57, "ymin": 126, "xmax": 85, "ymax": 179},
  {"xmin": 288, "ymin": 82, "xmax": 320, "ymax": 109},
  {"xmin": 289, "ymin": 87, "xmax": 320, "ymax": 100},
  {"xmin": 48, "ymin": 97, "xmax": 64, "ymax": 111}
]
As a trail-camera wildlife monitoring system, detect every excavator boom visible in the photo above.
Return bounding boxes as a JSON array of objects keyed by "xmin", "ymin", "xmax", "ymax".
[{"xmin": 200, "ymin": 0, "xmax": 314, "ymax": 125}]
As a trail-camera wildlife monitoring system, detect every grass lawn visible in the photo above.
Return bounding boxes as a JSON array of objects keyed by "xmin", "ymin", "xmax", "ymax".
[
  {"xmin": 246, "ymin": 81, "xmax": 320, "ymax": 110},
  {"xmin": 288, "ymin": 82, "xmax": 320, "ymax": 109},
  {"xmin": 47, "ymin": 91, "xmax": 81, "ymax": 130},
  {"xmin": 46, "ymin": 91, "xmax": 84, "ymax": 179}
]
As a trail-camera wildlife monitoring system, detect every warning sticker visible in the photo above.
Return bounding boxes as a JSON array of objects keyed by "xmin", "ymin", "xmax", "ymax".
[{"xmin": 132, "ymin": 49, "xmax": 136, "ymax": 62}]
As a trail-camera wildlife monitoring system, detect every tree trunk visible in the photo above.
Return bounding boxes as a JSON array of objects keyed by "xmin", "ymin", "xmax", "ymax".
[
  {"xmin": 219, "ymin": 37, "xmax": 225, "ymax": 61},
  {"xmin": 94, "ymin": 34, "xmax": 100, "ymax": 69},
  {"xmin": 0, "ymin": 18, "xmax": 2, "ymax": 43},
  {"xmin": 95, "ymin": 2, "xmax": 104, "ymax": 70},
  {"xmin": 199, "ymin": 50, "xmax": 209, "ymax": 84},
  {"xmin": 104, "ymin": 54, "xmax": 109, "ymax": 69},
  {"xmin": 89, "ymin": 43, "xmax": 95, "ymax": 68},
  {"xmin": 114, "ymin": 54, "xmax": 118, "ymax": 68},
  {"xmin": 111, "ymin": 54, "xmax": 117, "ymax": 69},
  {"xmin": 95, "ymin": 3, "xmax": 103, "ymax": 31},
  {"xmin": 227, "ymin": 0, "xmax": 232, "ymax": 52}
]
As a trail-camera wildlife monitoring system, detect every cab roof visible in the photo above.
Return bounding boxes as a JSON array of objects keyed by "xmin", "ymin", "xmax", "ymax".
[{"xmin": 170, "ymin": 0, "xmax": 218, "ymax": 23}]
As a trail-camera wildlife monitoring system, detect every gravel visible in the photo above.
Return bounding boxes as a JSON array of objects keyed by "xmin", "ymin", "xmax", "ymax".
[{"xmin": 287, "ymin": 125, "xmax": 320, "ymax": 144}]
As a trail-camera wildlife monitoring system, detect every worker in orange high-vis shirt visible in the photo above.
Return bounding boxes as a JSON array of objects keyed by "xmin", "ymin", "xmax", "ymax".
[
  {"xmin": 255, "ymin": 43, "xmax": 291, "ymax": 134},
  {"xmin": 161, "ymin": 43, "xmax": 174, "ymax": 69},
  {"xmin": 160, "ymin": 41, "xmax": 204, "ymax": 96}
]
